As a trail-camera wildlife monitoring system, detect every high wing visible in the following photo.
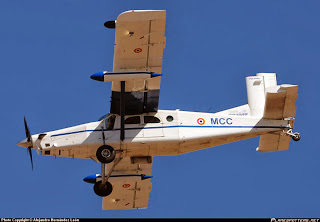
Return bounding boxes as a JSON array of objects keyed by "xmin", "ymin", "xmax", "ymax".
[
  {"xmin": 109, "ymin": 10, "xmax": 166, "ymax": 115},
  {"xmin": 99, "ymin": 10, "xmax": 165, "ymax": 210},
  {"xmin": 102, "ymin": 157, "xmax": 153, "ymax": 210}
]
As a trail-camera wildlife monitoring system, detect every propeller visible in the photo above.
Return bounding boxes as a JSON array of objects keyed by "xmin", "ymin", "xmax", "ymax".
[
  {"xmin": 18, "ymin": 117, "xmax": 47, "ymax": 170},
  {"xmin": 23, "ymin": 116, "xmax": 33, "ymax": 170}
]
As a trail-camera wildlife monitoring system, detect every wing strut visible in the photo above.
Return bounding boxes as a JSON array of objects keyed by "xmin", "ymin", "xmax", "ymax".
[
  {"xmin": 101, "ymin": 81, "xmax": 126, "ymax": 186},
  {"xmin": 120, "ymin": 81, "xmax": 125, "ymax": 141}
]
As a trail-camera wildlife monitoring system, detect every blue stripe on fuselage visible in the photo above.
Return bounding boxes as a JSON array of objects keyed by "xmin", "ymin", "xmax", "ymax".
[{"xmin": 50, "ymin": 125, "xmax": 288, "ymax": 137}]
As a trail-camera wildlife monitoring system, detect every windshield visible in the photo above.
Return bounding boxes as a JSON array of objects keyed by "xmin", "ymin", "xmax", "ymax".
[
  {"xmin": 98, "ymin": 113, "xmax": 116, "ymax": 130},
  {"xmin": 98, "ymin": 113, "xmax": 110, "ymax": 121},
  {"xmin": 106, "ymin": 115, "xmax": 116, "ymax": 130}
]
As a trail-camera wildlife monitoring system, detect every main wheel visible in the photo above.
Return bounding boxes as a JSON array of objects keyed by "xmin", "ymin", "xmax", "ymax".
[
  {"xmin": 93, "ymin": 181, "xmax": 113, "ymax": 197},
  {"xmin": 292, "ymin": 133, "xmax": 301, "ymax": 141},
  {"xmin": 96, "ymin": 145, "xmax": 115, "ymax": 163}
]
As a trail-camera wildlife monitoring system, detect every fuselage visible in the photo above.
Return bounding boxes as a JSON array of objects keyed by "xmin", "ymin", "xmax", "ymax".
[{"xmin": 29, "ymin": 108, "xmax": 290, "ymax": 160}]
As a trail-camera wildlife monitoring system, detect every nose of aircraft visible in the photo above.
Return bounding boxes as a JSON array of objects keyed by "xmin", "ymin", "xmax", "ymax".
[{"xmin": 17, "ymin": 138, "xmax": 32, "ymax": 148}]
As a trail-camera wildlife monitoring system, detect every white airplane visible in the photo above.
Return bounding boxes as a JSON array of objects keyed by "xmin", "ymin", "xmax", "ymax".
[{"xmin": 17, "ymin": 10, "xmax": 300, "ymax": 210}]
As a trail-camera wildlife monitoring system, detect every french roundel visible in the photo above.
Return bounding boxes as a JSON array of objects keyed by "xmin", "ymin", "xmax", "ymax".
[
  {"xmin": 197, "ymin": 118, "xmax": 205, "ymax": 125},
  {"xmin": 123, "ymin": 184, "xmax": 130, "ymax": 188},
  {"xmin": 134, "ymin": 48, "xmax": 142, "ymax": 53}
]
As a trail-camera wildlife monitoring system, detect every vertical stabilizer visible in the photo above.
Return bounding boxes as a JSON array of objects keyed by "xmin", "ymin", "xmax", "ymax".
[
  {"xmin": 246, "ymin": 73, "xmax": 279, "ymax": 117},
  {"xmin": 246, "ymin": 76, "xmax": 265, "ymax": 116},
  {"xmin": 256, "ymin": 73, "xmax": 277, "ymax": 89}
]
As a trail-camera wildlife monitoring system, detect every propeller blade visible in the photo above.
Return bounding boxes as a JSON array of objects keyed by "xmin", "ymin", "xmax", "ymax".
[
  {"xmin": 24, "ymin": 116, "xmax": 31, "ymax": 142},
  {"xmin": 28, "ymin": 147, "xmax": 33, "ymax": 170}
]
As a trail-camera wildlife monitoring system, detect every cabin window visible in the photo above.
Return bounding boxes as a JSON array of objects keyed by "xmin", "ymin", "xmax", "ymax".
[
  {"xmin": 125, "ymin": 116, "xmax": 141, "ymax": 124},
  {"xmin": 144, "ymin": 116, "xmax": 161, "ymax": 124},
  {"xmin": 166, "ymin": 115, "xmax": 174, "ymax": 122},
  {"xmin": 106, "ymin": 115, "xmax": 116, "ymax": 130}
]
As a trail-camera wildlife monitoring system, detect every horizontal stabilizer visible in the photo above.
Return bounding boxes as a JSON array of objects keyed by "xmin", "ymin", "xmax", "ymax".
[
  {"xmin": 256, "ymin": 132, "xmax": 291, "ymax": 153},
  {"xmin": 263, "ymin": 84, "xmax": 298, "ymax": 119}
]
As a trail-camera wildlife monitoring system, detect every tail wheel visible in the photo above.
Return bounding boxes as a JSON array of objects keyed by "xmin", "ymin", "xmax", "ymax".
[
  {"xmin": 93, "ymin": 181, "xmax": 113, "ymax": 197},
  {"xmin": 96, "ymin": 145, "xmax": 115, "ymax": 163},
  {"xmin": 292, "ymin": 133, "xmax": 301, "ymax": 141}
]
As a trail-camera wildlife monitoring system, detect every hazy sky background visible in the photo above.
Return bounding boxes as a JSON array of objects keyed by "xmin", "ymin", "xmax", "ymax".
[{"xmin": 1, "ymin": 0, "xmax": 319, "ymax": 218}]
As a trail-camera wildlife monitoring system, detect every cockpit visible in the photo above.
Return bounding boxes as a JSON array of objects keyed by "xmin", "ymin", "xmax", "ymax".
[{"xmin": 99, "ymin": 113, "xmax": 116, "ymax": 130}]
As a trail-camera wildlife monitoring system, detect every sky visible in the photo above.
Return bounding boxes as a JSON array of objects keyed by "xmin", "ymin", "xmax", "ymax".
[{"xmin": 1, "ymin": 0, "xmax": 320, "ymax": 218}]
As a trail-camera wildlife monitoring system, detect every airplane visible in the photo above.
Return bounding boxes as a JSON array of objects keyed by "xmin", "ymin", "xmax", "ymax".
[{"xmin": 17, "ymin": 10, "xmax": 300, "ymax": 210}]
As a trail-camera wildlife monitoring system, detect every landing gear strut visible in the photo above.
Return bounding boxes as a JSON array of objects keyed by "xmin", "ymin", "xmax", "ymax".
[
  {"xmin": 93, "ymin": 80, "xmax": 126, "ymax": 197},
  {"xmin": 93, "ymin": 155, "xmax": 123, "ymax": 197},
  {"xmin": 286, "ymin": 129, "xmax": 301, "ymax": 141}
]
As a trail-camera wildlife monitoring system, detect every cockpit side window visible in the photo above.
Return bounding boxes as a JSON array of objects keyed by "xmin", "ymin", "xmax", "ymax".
[
  {"xmin": 106, "ymin": 115, "xmax": 116, "ymax": 130},
  {"xmin": 144, "ymin": 116, "xmax": 161, "ymax": 124},
  {"xmin": 125, "ymin": 116, "xmax": 141, "ymax": 124}
]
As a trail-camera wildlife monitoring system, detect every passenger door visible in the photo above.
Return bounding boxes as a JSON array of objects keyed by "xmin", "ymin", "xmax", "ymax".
[{"xmin": 124, "ymin": 115, "xmax": 144, "ymax": 138}]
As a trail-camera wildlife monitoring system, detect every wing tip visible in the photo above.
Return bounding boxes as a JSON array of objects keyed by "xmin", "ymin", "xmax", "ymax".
[{"xmin": 117, "ymin": 10, "xmax": 166, "ymax": 21}]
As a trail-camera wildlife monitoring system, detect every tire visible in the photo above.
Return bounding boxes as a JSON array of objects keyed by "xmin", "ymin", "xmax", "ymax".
[
  {"xmin": 292, "ymin": 133, "xmax": 301, "ymax": 141},
  {"xmin": 93, "ymin": 181, "xmax": 113, "ymax": 197},
  {"xmin": 96, "ymin": 145, "xmax": 115, "ymax": 163}
]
